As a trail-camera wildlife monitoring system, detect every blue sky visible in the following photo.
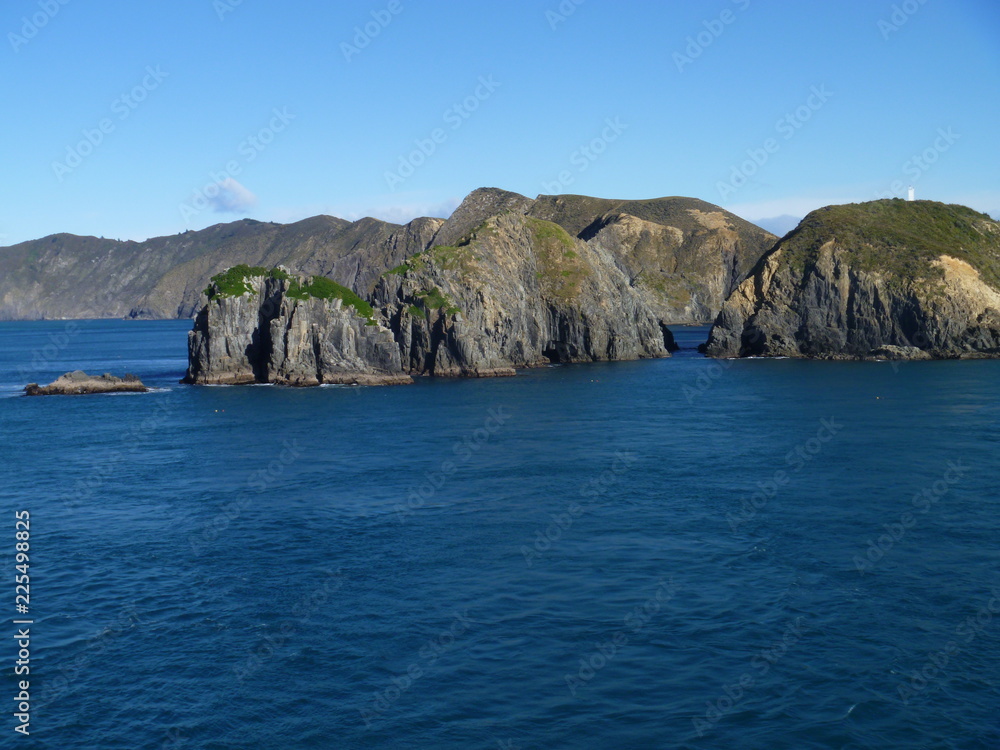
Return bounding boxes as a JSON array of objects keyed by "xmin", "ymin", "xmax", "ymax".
[{"xmin": 1, "ymin": 0, "xmax": 997, "ymax": 245}]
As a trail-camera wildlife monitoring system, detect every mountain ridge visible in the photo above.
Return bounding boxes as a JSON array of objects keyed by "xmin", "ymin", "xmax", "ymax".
[{"xmin": 0, "ymin": 188, "xmax": 776, "ymax": 323}]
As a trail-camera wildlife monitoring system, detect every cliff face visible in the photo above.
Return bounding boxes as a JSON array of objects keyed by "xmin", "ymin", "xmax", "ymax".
[
  {"xmin": 704, "ymin": 200, "xmax": 1000, "ymax": 359},
  {"xmin": 184, "ymin": 211, "xmax": 678, "ymax": 385},
  {"xmin": 371, "ymin": 211, "xmax": 673, "ymax": 376},
  {"xmin": 527, "ymin": 193, "xmax": 774, "ymax": 324},
  {"xmin": 183, "ymin": 271, "xmax": 409, "ymax": 386}
]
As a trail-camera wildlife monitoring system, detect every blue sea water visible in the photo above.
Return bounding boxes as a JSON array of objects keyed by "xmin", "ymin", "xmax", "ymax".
[{"xmin": 1, "ymin": 319, "xmax": 999, "ymax": 749}]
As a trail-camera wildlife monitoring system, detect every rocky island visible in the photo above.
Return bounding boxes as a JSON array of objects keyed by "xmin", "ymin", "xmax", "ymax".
[
  {"xmin": 25, "ymin": 371, "xmax": 149, "ymax": 395},
  {"xmin": 184, "ymin": 188, "xmax": 776, "ymax": 385},
  {"xmin": 183, "ymin": 267, "xmax": 411, "ymax": 386},
  {"xmin": 703, "ymin": 200, "xmax": 1000, "ymax": 360}
]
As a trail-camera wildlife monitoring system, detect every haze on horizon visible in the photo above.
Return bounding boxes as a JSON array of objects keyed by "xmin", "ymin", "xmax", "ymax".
[{"xmin": 1, "ymin": 0, "xmax": 997, "ymax": 246}]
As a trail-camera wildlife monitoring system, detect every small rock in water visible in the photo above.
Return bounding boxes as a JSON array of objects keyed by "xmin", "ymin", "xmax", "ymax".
[{"xmin": 24, "ymin": 371, "xmax": 149, "ymax": 396}]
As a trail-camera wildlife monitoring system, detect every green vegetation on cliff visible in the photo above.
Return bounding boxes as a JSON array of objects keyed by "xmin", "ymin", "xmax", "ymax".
[
  {"xmin": 205, "ymin": 264, "xmax": 279, "ymax": 298},
  {"xmin": 414, "ymin": 287, "xmax": 460, "ymax": 315},
  {"xmin": 386, "ymin": 222, "xmax": 490, "ymax": 277},
  {"xmin": 528, "ymin": 218, "xmax": 589, "ymax": 300},
  {"xmin": 287, "ymin": 276, "xmax": 377, "ymax": 324},
  {"xmin": 528, "ymin": 218, "xmax": 575, "ymax": 250},
  {"xmin": 386, "ymin": 255, "xmax": 424, "ymax": 275},
  {"xmin": 777, "ymin": 200, "xmax": 1000, "ymax": 290},
  {"xmin": 206, "ymin": 265, "xmax": 376, "ymax": 324}
]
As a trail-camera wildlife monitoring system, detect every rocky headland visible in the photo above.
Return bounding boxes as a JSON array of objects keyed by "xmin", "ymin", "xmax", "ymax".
[
  {"xmin": 184, "ymin": 188, "xmax": 776, "ymax": 384},
  {"xmin": 25, "ymin": 371, "xmax": 149, "ymax": 395},
  {"xmin": 703, "ymin": 200, "xmax": 1000, "ymax": 360}
]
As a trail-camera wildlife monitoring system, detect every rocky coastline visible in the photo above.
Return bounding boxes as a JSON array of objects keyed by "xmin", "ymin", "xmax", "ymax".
[
  {"xmin": 183, "ymin": 197, "xmax": 1000, "ymax": 383},
  {"xmin": 184, "ymin": 188, "xmax": 776, "ymax": 385},
  {"xmin": 703, "ymin": 200, "xmax": 1000, "ymax": 360}
]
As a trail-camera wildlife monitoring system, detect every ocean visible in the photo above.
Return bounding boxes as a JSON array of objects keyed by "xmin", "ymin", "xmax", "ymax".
[{"xmin": 2, "ymin": 319, "xmax": 999, "ymax": 749}]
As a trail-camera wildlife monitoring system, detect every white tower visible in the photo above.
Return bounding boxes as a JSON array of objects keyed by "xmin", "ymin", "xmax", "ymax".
[{"xmin": 907, "ymin": 186, "xmax": 915, "ymax": 201}]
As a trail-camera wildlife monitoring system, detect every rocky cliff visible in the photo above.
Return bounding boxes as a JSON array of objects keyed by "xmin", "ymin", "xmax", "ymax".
[
  {"xmin": 526, "ymin": 192, "xmax": 775, "ymax": 324},
  {"xmin": 182, "ymin": 268, "xmax": 410, "ymax": 386},
  {"xmin": 181, "ymin": 188, "xmax": 780, "ymax": 384},
  {"xmin": 704, "ymin": 200, "xmax": 1000, "ymax": 359},
  {"xmin": 0, "ymin": 188, "xmax": 773, "ymax": 323},
  {"xmin": 184, "ymin": 214, "xmax": 676, "ymax": 384},
  {"xmin": 371, "ymin": 210, "xmax": 673, "ymax": 376}
]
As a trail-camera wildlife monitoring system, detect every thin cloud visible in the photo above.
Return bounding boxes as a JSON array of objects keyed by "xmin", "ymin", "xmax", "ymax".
[{"xmin": 208, "ymin": 178, "xmax": 258, "ymax": 213}]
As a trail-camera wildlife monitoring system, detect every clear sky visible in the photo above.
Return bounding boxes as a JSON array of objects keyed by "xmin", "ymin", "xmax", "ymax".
[{"xmin": 1, "ymin": 0, "xmax": 997, "ymax": 245}]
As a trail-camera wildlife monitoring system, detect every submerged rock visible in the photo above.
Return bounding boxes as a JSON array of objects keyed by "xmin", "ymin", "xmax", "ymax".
[
  {"xmin": 704, "ymin": 200, "xmax": 1000, "ymax": 360},
  {"xmin": 25, "ymin": 371, "xmax": 148, "ymax": 396}
]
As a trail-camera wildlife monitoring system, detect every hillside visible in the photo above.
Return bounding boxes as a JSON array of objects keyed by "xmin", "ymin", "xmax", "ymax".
[
  {"xmin": 0, "ymin": 216, "xmax": 440, "ymax": 320},
  {"xmin": 0, "ymin": 188, "xmax": 776, "ymax": 324},
  {"xmin": 704, "ymin": 199, "xmax": 1000, "ymax": 359}
]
